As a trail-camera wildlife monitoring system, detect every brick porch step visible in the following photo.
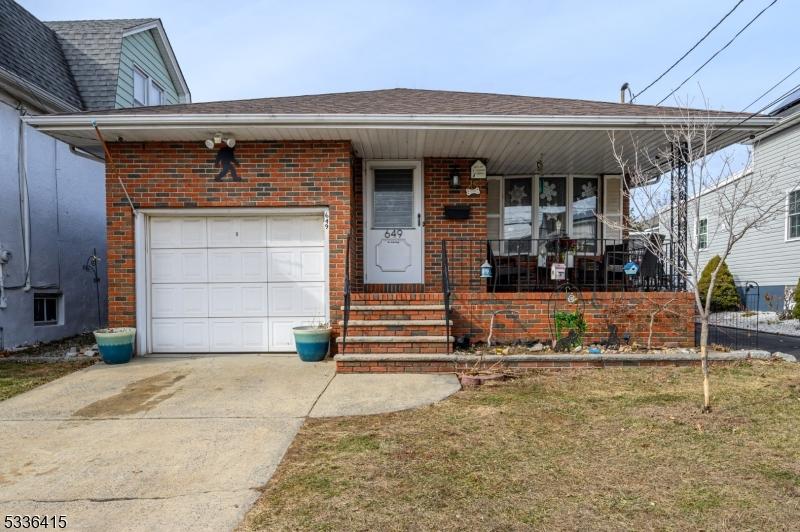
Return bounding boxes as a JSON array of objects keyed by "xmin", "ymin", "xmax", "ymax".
[
  {"xmin": 343, "ymin": 304, "xmax": 445, "ymax": 311},
  {"xmin": 336, "ymin": 335, "xmax": 453, "ymax": 354},
  {"xmin": 344, "ymin": 305, "xmax": 446, "ymax": 321},
  {"xmin": 339, "ymin": 320, "xmax": 451, "ymax": 337}
]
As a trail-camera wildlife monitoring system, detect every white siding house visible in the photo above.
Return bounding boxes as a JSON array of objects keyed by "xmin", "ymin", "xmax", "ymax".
[{"xmin": 693, "ymin": 105, "xmax": 800, "ymax": 310}]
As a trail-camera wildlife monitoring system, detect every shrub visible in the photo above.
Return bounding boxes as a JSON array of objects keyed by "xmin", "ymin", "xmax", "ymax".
[
  {"xmin": 698, "ymin": 255, "xmax": 741, "ymax": 312},
  {"xmin": 793, "ymin": 278, "xmax": 800, "ymax": 319}
]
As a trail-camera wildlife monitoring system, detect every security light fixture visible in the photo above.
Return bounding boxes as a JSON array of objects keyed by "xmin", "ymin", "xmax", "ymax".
[{"xmin": 204, "ymin": 135, "xmax": 237, "ymax": 149}]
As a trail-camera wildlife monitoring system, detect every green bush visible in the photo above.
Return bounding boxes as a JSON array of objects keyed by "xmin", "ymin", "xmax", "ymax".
[
  {"xmin": 793, "ymin": 278, "xmax": 800, "ymax": 319},
  {"xmin": 698, "ymin": 256, "xmax": 741, "ymax": 312}
]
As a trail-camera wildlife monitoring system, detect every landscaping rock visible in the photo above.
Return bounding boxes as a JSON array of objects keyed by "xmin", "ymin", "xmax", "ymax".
[{"xmin": 772, "ymin": 352, "xmax": 797, "ymax": 363}]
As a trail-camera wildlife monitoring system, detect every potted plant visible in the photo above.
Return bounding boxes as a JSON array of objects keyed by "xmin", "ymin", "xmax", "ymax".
[
  {"xmin": 292, "ymin": 322, "xmax": 332, "ymax": 362},
  {"xmin": 93, "ymin": 327, "xmax": 136, "ymax": 364}
]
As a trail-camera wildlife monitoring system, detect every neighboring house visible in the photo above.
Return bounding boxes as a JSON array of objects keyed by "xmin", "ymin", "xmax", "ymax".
[
  {"xmin": 0, "ymin": 0, "xmax": 189, "ymax": 350},
  {"xmin": 688, "ymin": 95, "xmax": 800, "ymax": 311},
  {"xmin": 26, "ymin": 88, "xmax": 777, "ymax": 369}
]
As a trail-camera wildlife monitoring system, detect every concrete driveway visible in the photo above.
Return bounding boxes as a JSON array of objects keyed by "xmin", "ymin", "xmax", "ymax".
[{"xmin": 0, "ymin": 355, "xmax": 459, "ymax": 531}]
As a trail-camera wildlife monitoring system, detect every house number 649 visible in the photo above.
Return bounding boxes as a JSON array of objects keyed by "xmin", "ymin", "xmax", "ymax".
[{"xmin": 384, "ymin": 229, "xmax": 403, "ymax": 238}]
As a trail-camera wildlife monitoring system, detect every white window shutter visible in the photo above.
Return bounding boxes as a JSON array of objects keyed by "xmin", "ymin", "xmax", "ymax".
[{"xmin": 603, "ymin": 175, "xmax": 623, "ymax": 241}]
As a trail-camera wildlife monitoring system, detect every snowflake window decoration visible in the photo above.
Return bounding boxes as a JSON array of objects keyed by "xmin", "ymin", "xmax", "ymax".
[
  {"xmin": 580, "ymin": 182, "xmax": 596, "ymax": 199},
  {"xmin": 540, "ymin": 181, "xmax": 557, "ymax": 203},
  {"xmin": 507, "ymin": 184, "xmax": 528, "ymax": 205}
]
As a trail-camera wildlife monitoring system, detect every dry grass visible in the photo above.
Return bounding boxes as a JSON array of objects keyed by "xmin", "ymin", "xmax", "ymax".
[
  {"xmin": 241, "ymin": 362, "xmax": 800, "ymax": 531},
  {"xmin": 0, "ymin": 360, "xmax": 95, "ymax": 401}
]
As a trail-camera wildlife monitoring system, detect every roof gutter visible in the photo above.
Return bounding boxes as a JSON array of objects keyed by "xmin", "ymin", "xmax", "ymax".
[
  {"xmin": 747, "ymin": 111, "xmax": 800, "ymax": 143},
  {"xmin": 0, "ymin": 66, "xmax": 81, "ymax": 114},
  {"xmin": 22, "ymin": 112, "xmax": 779, "ymax": 132}
]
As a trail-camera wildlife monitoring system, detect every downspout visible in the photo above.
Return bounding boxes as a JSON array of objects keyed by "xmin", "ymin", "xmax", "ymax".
[{"xmin": 17, "ymin": 109, "xmax": 31, "ymax": 292}]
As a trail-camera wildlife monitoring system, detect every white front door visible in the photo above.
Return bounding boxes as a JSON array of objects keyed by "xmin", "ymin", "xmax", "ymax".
[{"xmin": 364, "ymin": 161, "xmax": 424, "ymax": 284}]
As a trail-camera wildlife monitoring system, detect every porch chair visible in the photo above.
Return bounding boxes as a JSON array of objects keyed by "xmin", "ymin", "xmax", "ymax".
[{"xmin": 602, "ymin": 242, "xmax": 628, "ymax": 289}]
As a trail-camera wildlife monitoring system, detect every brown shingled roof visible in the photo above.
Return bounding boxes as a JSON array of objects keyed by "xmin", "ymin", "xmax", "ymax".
[{"xmin": 61, "ymin": 88, "xmax": 751, "ymax": 118}]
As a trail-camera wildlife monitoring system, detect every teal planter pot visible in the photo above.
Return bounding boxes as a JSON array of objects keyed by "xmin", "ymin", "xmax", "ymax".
[
  {"xmin": 292, "ymin": 326, "xmax": 332, "ymax": 362},
  {"xmin": 93, "ymin": 327, "xmax": 136, "ymax": 364}
]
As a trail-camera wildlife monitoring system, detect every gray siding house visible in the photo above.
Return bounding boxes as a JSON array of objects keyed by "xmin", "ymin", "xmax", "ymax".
[
  {"xmin": 0, "ymin": 0, "xmax": 189, "ymax": 349},
  {"xmin": 693, "ymin": 97, "xmax": 800, "ymax": 310}
]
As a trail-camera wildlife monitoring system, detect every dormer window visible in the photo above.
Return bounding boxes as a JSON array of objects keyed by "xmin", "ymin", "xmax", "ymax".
[
  {"xmin": 133, "ymin": 67, "xmax": 148, "ymax": 107},
  {"xmin": 132, "ymin": 65, "xmax": 165, "ymax": 107},
  {"xmin": 149, "ymin": 82, "xmax": 164, "ymax": 106}
]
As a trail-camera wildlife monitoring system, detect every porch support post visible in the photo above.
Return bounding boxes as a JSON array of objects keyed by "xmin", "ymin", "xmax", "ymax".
[{"xmin": 669, "ymin": 141, "xmax": 688, "ymax": 290}]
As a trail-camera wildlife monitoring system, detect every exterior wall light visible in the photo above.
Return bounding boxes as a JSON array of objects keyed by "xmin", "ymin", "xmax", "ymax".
[
  {"xmin": 450, "ymin": 166, "xmax": 460, "ymax": 189},
  {"xmin": 480, "ymin": 260, "xmax": 493, "ymax": 279}
]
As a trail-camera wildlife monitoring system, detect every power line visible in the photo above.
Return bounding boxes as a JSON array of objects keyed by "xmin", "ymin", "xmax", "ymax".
[
  {"xmin": 708, "ymin": 78, "xmax": 800, "ymax": 145},
  {"xmin": 638, "ymin": 72, "xmax": 800, "ymax": 182},
  {"xmin": 631, "ymin": 0, "xmax": 744, "ymax": 102},
  {"xmin": 740, "ymin": 63, "xmax": 800, "ymax": 112},
  {"xmin": 656, "ymin": 0, "xmax": 779, "ymax": 106}
]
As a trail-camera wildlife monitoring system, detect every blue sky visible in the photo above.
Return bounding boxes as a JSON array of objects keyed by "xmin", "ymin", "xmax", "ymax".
[{"xmin": 19, "ymin": 0, "xmax": 800, "ymax": 111}]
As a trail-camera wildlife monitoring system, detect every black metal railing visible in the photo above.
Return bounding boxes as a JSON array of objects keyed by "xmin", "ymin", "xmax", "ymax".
[
  {"xmin": 441, "ymin": 240, "xmax": 452, "ymax": 355},
  {"xmin": 442, "ymin": 237, "xmax": 681, "ymax": 293},
  {"xmin": 341, "ymin": 231, "xmax": 354, "ymax": 355},
  {"xmin": 700, "ymin": 281, "xmax": 760, "ymax": 350}
]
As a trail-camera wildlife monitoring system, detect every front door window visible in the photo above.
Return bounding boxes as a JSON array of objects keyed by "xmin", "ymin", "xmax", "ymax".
[{"xmin": 373, "ymin": 169, "xmax": 414, "ymax": 228}]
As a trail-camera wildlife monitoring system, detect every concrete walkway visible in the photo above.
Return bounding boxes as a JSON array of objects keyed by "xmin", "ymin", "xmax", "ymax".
[{"xmin": 0, "ymin": 355, "xmax": 459, "ymax": 531}]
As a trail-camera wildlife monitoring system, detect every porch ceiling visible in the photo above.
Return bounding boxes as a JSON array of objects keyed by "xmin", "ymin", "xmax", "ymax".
[{"xmin": 24, "ymin": 114, "xmax": 775, "ymax": 176}]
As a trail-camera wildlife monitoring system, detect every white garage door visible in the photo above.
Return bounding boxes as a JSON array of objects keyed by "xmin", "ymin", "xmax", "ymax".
[{"xmin": 148, "ymin": 215, "xmax": 326, "ymax": 353}]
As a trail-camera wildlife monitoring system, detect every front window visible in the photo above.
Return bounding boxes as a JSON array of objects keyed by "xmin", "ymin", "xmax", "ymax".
[
  {"xmin": 698, "ymin": 218, "xmax": 708, "ymax": 249},
  {"xmin": 486, "ymin": 175, "xmax": 609, "ymax": 254},
  {"xmin": 537, "ymin": 177, "xmax": 567, "ymax": 239},
  {"xmin": 788, "ymin": 190, "xmax": 800, "ymax": 240},
  {"xmin": 504, "ymin": 178, "xmax": 532, "ymax": 241},
  {"xmin": 572, "ymin": 177, "xmax": 598, "ymax": 252}
]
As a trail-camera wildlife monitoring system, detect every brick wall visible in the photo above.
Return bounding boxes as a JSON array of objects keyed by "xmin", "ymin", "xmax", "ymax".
[
  {"xmin": 450, "ymin": 291, "xmax": 695, "ymax": 348},
  {"xmin": 105, "ymin": 140, "xmax": 352, "ymax": 328}
]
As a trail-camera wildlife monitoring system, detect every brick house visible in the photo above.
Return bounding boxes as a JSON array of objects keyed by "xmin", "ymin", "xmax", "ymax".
[{"xmin": 25, "ymin": 89, "xmax": 774, "ymax": 370}]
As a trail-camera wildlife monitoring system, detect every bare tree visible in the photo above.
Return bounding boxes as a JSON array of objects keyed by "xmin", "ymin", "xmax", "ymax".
[{"xmin": 605, "ymin": 105, "xmax": 784, "ymax": 412}]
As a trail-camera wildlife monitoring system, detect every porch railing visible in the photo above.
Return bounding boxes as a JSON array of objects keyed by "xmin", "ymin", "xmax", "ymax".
[
  {"xmin": 443, "ymin": 237, "xmax": 681, "ymax": 293},
  {"xmin": 341, "ymin": 231, "xmax": 354, "ymax": 355},
  {"xmin": 441, "ymin": 240, "xmax": 452, "ymax": 355}
]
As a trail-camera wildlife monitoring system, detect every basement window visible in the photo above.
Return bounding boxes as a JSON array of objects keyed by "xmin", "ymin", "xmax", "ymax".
[{"xmin": 33, "ymin": 293, "xmax": 61, "ymax": 326}]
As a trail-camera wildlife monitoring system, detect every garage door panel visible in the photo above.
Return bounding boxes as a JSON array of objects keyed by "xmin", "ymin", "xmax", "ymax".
[
  {"xmin": 268, "ymin": 317, "xmax": 323, "ymax": 351},
  {"xmin": 208, "ymin": 217, "xmax": 267, "ymax": 247},
  {"xmin": 151, "ymin": 249, "xmax": 208, "ymax": 283},
  {"xmin": 152, "ymin": 318, "xmax": 210, "ymax": 352},
  {"xmin": 152, "ymin": 284, "xmax": 208, "ymax": 318},
  {"xmin": 208, "ymin": 284, "xmax": 268, "ymax": 317},
  {"xmin": 268, "ymin": 283, "xmax": 325, "ymax": 316},
  {"xmin": 150, "ymin": 218, "xmax": 206, "ymax": 249},
  {"xmin": 209, "ymin": 318, "xmax": 268, "ymax": 352},
  {"xmin": 268, "ymin": 217, "xmax": 324, "ymax": 246},
  {"xmin": 208, "ymin": 249, "xmax": 268, "ymax": 282},
  {"xmin": 268, "ymin": 248, "xmax": 324, "ymax": 282}
]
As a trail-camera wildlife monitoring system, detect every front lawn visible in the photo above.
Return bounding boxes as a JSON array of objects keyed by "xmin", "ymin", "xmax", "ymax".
[
  {"xmin": 242, "ymin": 362, "xmax": 800, "ymax": 531},
  {"xmin": 0, "ymin": 360, "xmax": 95, "ymax": 401}
]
